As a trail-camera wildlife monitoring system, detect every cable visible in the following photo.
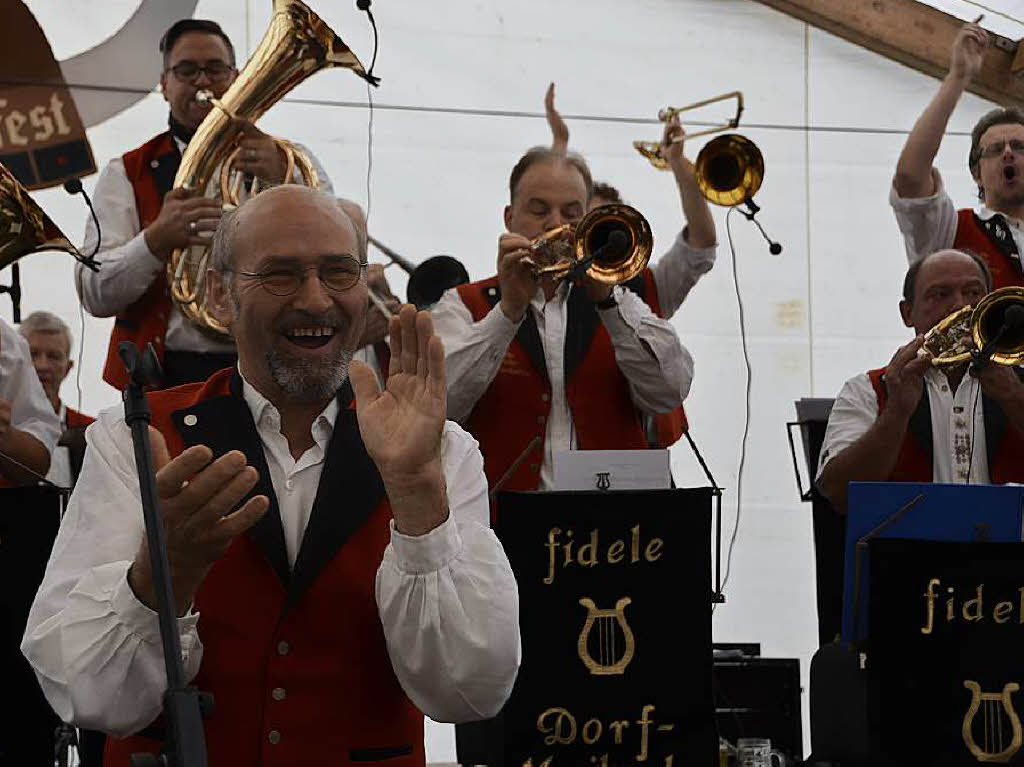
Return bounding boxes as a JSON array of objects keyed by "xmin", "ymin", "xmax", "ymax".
[
  {"xmin": 720, "ymin": 207, "xmax": 753, "ymax": 593},
  {"xmin": 0, "ymin": 79, "xmax": 971, "ymax": 137},
  {"xmin": 965, "ymin": 372, "xmax": 983, "ymax": 482},
  {"xmin": 957, "ymin": 0, "xmax": 1024, "ymax": 27},
  {"xmin": 365, "ymin": 82, "xmax": 375, "ymax": 228}
]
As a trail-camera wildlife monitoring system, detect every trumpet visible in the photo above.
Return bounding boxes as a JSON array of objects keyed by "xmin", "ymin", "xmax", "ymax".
[
  {"xmin": 366, "ymin": 236, "xmax": 414, "ymax": 318},
  {"xmin": 526, "ymin": 203, "xmax": 652, "ymax": 286},
  {"xmin": 920, "ymin": 287, "xmax": 1024, "ymax": 367},
  {"xmin": 634, "ymin": 91, "xmax": 765, "ymax": 207}
]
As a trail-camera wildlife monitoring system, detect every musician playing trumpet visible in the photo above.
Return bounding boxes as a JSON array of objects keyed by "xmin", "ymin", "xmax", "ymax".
[
  {"xmin": 432, "ymin": 146, "xmax": 692, "ymax": 496},
  {"xmin": 75, "ymin": 19, "xmax": 333, "ymax": 391},
  {"xmin": 817, "ymin": 249, "xmax": 1024, "ymax": 514}
]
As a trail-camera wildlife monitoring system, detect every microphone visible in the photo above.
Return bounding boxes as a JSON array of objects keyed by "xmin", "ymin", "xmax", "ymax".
[
  {"xmin": 970, "ymin": 304, "xmax": 1024, "ymax": 374},
  {"xmin": 63, "ymin": 176, "xmax": 101, "ymax": 265},
  {"xmin": 741, "ymin": 199, "xmax": 783, "ymax": 255},
  {"xmin": 566, "ymin": 229, "xmax": 631, "ymax": 283}
]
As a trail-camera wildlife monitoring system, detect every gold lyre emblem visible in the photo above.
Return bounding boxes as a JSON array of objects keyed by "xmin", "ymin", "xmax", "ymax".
[
  {"xmin": 577, "ymin": 597, "xmax": 635, "ymax": 675},
  {"xmin": 962, "ymin": 680, "xmax": 1023, "ymax": 763}
]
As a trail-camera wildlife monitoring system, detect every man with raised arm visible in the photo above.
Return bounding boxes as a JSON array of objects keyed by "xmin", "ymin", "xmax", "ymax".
[{"xmin": 892, "ymin": 20, "xmax": 1024, "ymax": 288}]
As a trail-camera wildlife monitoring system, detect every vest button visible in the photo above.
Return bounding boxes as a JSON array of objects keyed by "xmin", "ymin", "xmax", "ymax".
[
  {"xmin": 272, "ymin": 687, "xmax": 286, "ymax": 701},
  {"xmin": 529, "ymin": 463, "xmax": 539, "ymax": 471},
  {"xmin": 277, "ymin": 640, "xmax": 290, "ymax": 655},
  {"xmin": 150, "ymin": 159, "xmax": 159, "ymax": 169},
  {"xmin": 537, "ymin": 415, "xmax": 546, "ymax": 424},
  {"xmin": 268, "ymin": 729, "xmax": 281, "ymax": 744},
  {"xmin": 541, "ymin": 394, "xmax": 550, "ymax": 402}
]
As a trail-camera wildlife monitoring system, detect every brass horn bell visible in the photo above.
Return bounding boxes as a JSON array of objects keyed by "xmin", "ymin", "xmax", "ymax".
[
  {"xmin": 530, "ymin": 203, "xmax": 653, "ymax": 286},
  {"xmin": 921, "ymin": 286, "xmax": 1024, "ymax": 367},
  {"xmin": 694, "ymin": 134, "xmax": 765, "ymax": 207}
]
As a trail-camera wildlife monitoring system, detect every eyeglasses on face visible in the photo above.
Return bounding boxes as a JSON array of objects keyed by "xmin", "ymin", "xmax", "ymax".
[
  {"xmin": 168, "ymin": 61, "xmax": 235, "ymax": 83},
  {"xmin": 980, "ymin": 139, "xmax": 1024, "ymax": 159},
  {"xmin": 237, "ymin": 257, "xmax": 367, "ymax": 297}
]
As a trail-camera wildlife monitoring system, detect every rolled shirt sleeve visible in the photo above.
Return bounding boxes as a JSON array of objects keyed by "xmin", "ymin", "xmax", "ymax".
[
  {"xmin": 649, "ymin": 229, "xmax": 717, "ymax": 319},
  {"xmin": 375, "ymin": 422, "xmax": 521, "ymax": 722},
  {"xmin": 1, "ymin": 318, "xmax": 60, "ymax": 452},
  {"xmin": 889, "ymin": 167, "xmax": 958, "ymax": 266},
  {"xmin": 815, "ymin": 373, "xmax": 879, "ymax": 481},
  {"xmin": 599, "ymin": 286, "xmax": 692, "ymax": 414}
]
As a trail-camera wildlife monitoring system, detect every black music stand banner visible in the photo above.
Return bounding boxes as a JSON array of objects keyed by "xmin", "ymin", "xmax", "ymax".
[
  {"xmin": 495, "ymin": 488, "xmax": 716, "ymax": 766},
  {"xmin": 868, "ymin": 539, "xmax": 1024, "ymax": 766}
]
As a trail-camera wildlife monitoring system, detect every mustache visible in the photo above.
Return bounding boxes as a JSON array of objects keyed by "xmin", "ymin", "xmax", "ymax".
[{"xmin": 274, "ymin": 310, "xmax": 349, "ymax": 333}]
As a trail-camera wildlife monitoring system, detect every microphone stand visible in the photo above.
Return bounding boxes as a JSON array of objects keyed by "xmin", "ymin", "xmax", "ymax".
[
  {"xmin": 119, "ymin": 341, "xmax": 210, "ymax": 767},
  {"xmin": 681, "ymin": 429, "xmax": 726, "ymax": 604},
  {"xmin": 0, "ymin": 262, "xmax": 22, "ymax": 322}
]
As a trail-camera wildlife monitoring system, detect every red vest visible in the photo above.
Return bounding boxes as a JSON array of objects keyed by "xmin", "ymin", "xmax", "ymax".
[
  {"xmin": 953, "ymin": 209, "xmax": 1024, "ymax": 289},
  {"xmin": 867, "ymin": 366, "xmax": 1024, "ymax": 484},
  {"xmin": 104, "ymin": 369, "xmax": 425, "ymax": 766},
  {"xmin": 64, "ymin": 405, "xmax": 94, "ymax": 429},
  {"xmin": 101, "ymin": 132, "xmax": 177, "ymax": 390},
  {"xmin": 457, "ymin": 275, "xmax": 660, "ymax": 497},
  {"xmin": 634, "ymin": 272, "xmax": 688, "ymax": 447}
]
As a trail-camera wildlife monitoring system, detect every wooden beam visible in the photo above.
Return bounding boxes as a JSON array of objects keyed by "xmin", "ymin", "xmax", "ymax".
[{"xmin": 750, "ymin": 0, "xmax": 1024, "ymax": 106}]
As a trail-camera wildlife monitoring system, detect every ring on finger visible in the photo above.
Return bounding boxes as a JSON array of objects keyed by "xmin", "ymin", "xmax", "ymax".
[
  {"xmin": 189, "ymin": 220, "xmax": 198, "ymax": 234},
  {"xmin": 248, "ymin": 148, "xmax": 256, "ymax": 159}
]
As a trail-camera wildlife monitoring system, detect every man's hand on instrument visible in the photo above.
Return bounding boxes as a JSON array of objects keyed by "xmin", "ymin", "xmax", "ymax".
[
  {"xmin": 497, "ymin": 232, "xmax": 537, "ymax": 323},
  {"xmin": 128, "ymin": 428, "xmax": 268, "ymax": 616},
  {"xmin": 231, "ymin": 119, "xmax": 289, "ymax": 184},
  {"xmin": 545, "ymin": 82, "xmax": 569, "ymax": 156},
  {"xmin": 975, "ymin": 361, "xmax": 1024, "ymax": 404},
  {"xmin": 144, "ymin": 188, "xmax": 223, "ymax": 261},
  {"xmin": 950, "ymin": 21, "xmax": 989, "ymax": 83},
  {"xmin": 349, "ymin": 306, "xmax": 449, "ymax": 536},
  {"xmin": 882, "ymin": 336, "xmax": 932, "ymax": 421},
  {"xmin": 660, "ymin": 114, "xmax": 693, "ymax": 176}
]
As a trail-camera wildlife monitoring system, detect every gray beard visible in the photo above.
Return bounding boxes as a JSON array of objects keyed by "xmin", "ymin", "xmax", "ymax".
[{"xmin": 265, "ymin": 345, "xmax": 353, "ymax": 403}]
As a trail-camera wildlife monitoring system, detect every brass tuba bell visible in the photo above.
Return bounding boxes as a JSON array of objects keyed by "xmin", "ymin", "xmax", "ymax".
[
  {"xmin": 529, "ymin": 203, "xmax": 653, "ymax": 286},
  {"xmin": 921, "ymin": 287, "xmax": 1024, "ymax": 367},
  {"xmin": 168, "ymin": 0, "xmax": 377, "ymax": 337},
  {"xmin": 0, "ymin": 161, "xmax": 92, "ymax": 269}
]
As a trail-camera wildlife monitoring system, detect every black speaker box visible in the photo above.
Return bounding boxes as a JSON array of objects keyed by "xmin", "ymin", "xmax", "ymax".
[{"xmin": 713, "ymin": 656, "xmax": 803, "ymax": 760}]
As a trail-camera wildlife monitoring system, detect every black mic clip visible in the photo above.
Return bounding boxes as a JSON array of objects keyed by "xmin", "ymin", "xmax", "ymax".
[
  {"xmin": 740, "ymin": 198, "xmax": 783, "ymax": 256},
  {"xmin": 969, "ymin": 304, "xmax": 1024, "ymax": 375}
]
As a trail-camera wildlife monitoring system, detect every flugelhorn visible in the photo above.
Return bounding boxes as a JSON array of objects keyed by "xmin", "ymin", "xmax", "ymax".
[
  {"xmin": 527, "ymin": 204, "xmax": 652, "ymax": 286},
  {"xmin": 920, "ymin": 287, "xmax": 1024, "ymax": 367},
  {"xmin": 168, "ymin": 0, "xmax": 377, "ymax": 337},
  {"xmin": 0, "ymin": 162, "xmax": 94, "ymax": 270},
  {"xmin": 634, "ymin": 91, "xmax": 765, "ymax": 206}
]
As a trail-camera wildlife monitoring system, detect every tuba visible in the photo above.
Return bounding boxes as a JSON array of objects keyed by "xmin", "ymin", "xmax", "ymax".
[
  {"xmin": 528, "ymin": 203, "xmax": 653, "ymax": 286},
  {"xmin": 920, "ymin": 286, "xmax": 1024, "ymax": 367},
  {"xmin": 634, "ymin": 91, "xmax": 765, "ymax": 206},
  {"xmin": 168, "ymin": 0, "xmax": 377, "ymax": 337},
  {"xmin": 0, "ymin": 162, "xmax": 92, "ymax": 270}
]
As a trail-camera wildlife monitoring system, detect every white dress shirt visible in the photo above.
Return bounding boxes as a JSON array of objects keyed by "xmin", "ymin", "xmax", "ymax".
[
  {"xmin": 649, "ymin": 229, "xmax": 717, "ymax": 318},
  {"xmin": 44, "ymin": 403, "xmax": 72, "ymax": 490},
  {"xmin": 432, "ymin": 281, "xmax": 692, "ymax": 489},
  {"xmin": 75, "ymin": 136, "xmax": 334, "ymax": 354},
  {"xmin": 0, "ymin": 317, "xmax": 60, "ymax": 464},
  {"xmin": 817, "ymin": 367, "xmax": 990, "ymax": 484},
  {"xmin": 889, "ymin": 167, "xmax": 1024, "ymax": 264},
  {"xmin": 21, "ymin": 373, "xmax": 520, "ymax": 735}
]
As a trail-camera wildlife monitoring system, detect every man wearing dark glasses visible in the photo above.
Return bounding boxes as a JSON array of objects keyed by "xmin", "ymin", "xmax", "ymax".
[
  {"xmin": 75, "ymin": 19, "xmax": 334, "ymax": 391},
  {"xmin": 25, "ymin": 185, "xmax": 520, "ymax": 764}
]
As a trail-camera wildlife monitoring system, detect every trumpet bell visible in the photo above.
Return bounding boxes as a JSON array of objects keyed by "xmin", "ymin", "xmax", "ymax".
[
  {"xmin": 695, "ymin": 134, "xmax": 764, "ymax": 207},
  {"xmin": 922, "ymin": 286, "xmax": 1024, "ymax": 367},
  {"xmin": 575, "ymin": 203, "xmax": 653, "ymax": 285},
  {"xmin": 534, "ymin": 204, "xmax": 653, "ymax": 286}
]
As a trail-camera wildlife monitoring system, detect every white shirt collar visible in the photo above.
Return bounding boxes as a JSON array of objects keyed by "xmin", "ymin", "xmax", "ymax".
[
  {"xmin": 237, "ymin": 367, "xmax": 340, "ymax": 449},
  {"xmin": 976, "ymin": 204, "xmax": 1024, "ymax": 228}
]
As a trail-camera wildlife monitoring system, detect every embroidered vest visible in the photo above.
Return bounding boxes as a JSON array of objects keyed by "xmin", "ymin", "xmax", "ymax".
[{"xmin": 953, "ymin": 209, "xmax": 1024, "ymax": 289}]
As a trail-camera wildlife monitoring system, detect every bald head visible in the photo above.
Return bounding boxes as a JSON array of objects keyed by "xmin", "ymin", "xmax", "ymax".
[
  {"xmin": 210, "ymin": 186, "xmax": 364, "ymax": 276},
  {"xmin": 900, "ymin": 248, "xmax": 992, "ymax": 335}
]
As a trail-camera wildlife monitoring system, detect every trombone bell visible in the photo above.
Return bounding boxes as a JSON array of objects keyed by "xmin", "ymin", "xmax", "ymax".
[{"xmin": 695, "ymin": 134, "xmax": 765, "ymax": 207}]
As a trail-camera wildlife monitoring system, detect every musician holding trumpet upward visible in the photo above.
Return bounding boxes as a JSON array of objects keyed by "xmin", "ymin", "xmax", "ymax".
[{"xmin": 431, "ymin": 146, "xmax": 693, "ymax": 494}]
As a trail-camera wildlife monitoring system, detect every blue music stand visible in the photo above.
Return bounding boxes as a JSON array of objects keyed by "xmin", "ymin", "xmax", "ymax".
[{"xmin": 840, "ymin": 481, "xmax": 1024, "ymax": 646}]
